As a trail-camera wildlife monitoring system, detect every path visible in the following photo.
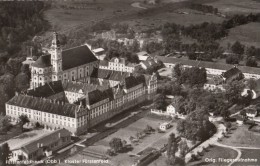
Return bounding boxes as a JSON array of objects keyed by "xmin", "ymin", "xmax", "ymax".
[{"xmin": 214, "ymin": 142, "xmax": 260, "ymax": 166}]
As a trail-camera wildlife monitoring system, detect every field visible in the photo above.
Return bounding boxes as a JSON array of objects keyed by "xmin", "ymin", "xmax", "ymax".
[
  {"xmin": 221, "ymin": 125, "xmax": 260, "ymax": 148},
  {"xmin": 44, "ymin": 0, "xmax": 224, "ymax": 33},
  {"xmin": 233, "ymin": 149, "xmax": 260, "ymax": 166},
  {"xmin": 220, "ymin": 22, "xmax": 260, "ymax": 48},
  {"xmin": 206, "ymin": 0, "xmax": 260, "ymax": 15}
]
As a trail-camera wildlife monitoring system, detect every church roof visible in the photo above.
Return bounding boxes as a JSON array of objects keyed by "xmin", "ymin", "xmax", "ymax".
[
  {"xmin": 62, "ymin": 45, "xmax": 98, "ymax": 70},
  {"xmin": 31, "ymin": 54, "xmax": 51, "ymax": 68}
]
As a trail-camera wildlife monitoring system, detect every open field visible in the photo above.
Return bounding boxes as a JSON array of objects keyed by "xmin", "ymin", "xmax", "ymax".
[
  {"xmin": 220, "ymin": 22, "xmax": 260, "ymax": 49},
  {"xmin": 187, "ymin": 145, "xmax": 238, "ymax": 166},
  {"xmin": 44, "ymin": 0, "xmax": 223, "ymax": 33},
  {"xmin": 206, "ymin": 0, "xmax": 260, "ymax": 15},
  {"xmin": 221, "ymin": 125, "xmax": 260, "ymax": 148}
]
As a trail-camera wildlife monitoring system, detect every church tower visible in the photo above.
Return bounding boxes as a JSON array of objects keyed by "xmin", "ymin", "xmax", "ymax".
[{"xmin": 50, "ymin": 32, "xmax": 62, "ymax": 81}]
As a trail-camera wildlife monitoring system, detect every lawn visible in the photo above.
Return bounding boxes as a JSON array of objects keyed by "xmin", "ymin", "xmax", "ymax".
[
  {"xmin": 206, "ymin": 0, "xmax": 260, "ymax": 15},
  {"xmin": 221, "ymin": 125, "xmax": 260, "ymax": 148},
  {"xmin": 187, "ymin": 145, "xmax": 238, "ymax": 166},
  {"xmin": 233, "ymin": 149, "xmax": 260, "ymax": 166},
  {"xmin": 219, "ymin": 22, "xmax": 260, "ymax": 49}
]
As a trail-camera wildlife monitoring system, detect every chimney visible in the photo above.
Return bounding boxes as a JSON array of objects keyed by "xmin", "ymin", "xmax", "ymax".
[{"xmin": 58, "ymin": 133, "xmax": 61, "ymax": 138}]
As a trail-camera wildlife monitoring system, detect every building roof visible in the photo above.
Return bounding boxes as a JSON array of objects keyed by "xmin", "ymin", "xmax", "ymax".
[
  {"xmin": 90, "ymin": 68, "xmax": 130, "ymax": 81},
  {"xmin": 20, "ymin": 129, "xmax": 71, "ymax": 154},
  {"xmin": 92, "ymin": 48, "xmax": 104, "ymax": 53},
  {"xmin": 99, "ymin": 60, "xmax": 109, "ymax": 66},
  {"xmin": 31, "ymin": 54, "xmax": 51, "ymax": 68},
  {"xmin": 85, "ymin": 88, "xmax": 114, "ymax": 105},
  {"xmin": 124, "ymin": 75, "xmax": 144, "ymax": 89},
  {"xmin": 62, "ymin": 45, "xmax": 98, "ymax": 70},
  {"xmin": 6, "ymin": 94, "xmax": 79, "ymax": 118},
  {"xmin": 156, "ymin": 56, "xmax": 260, "ymax": 75},
  {"xmin": 222, "ymin": 67, "xmax": 242, "ymax": 79},
  {"xmin": 27, "ymin": 81, "xmax": 64, "ymax": 98}
]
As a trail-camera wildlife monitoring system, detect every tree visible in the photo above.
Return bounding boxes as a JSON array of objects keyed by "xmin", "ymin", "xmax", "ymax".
[
  {"xmin": 226, "ymin": 55, "xmax": 239, "ymax": 64},
  {"xmin": 177, "ymin": 108, "xmax": 216, "ymax": 141},
  {"xmin": 109, "ymin": 138, "xmax": 123, "ymax": 153},
  {"xmin": 172, "ymin": 63, "xmax": 182, "ymax": 80},
  {"xmin": 166, "ymin": 133, "xmax": 177, "ymax": 165},
  {"xmin": 179, "ymin": 140, "xmax": 189, "ymax": 158},
  {"xmin": 18, "ymin": 114, "xmax": 30, "ymax": 131},
  {"xmin": 0, "ymin": 116, "xmax": 12, "ymax": 132},
  {"xmin": 231, "ymin": 41, "xmax": 245, "ymax": 55},
  {"xmin": 246, "ymin": 57, "xmax": 257, "ymax": 67},
  {"xmin": 0, "ymin": 143, "xmax": 11, "ymax": 165},
  {"xmin": 153, "ymin": 94, "xmax": 167, "ymax": 111},
  {"xmin": 224, "ymin": 80, "xmax": 245, "ymax": 104},
  {"xmin": 247, "ymin": 79, "xmax": 257, "ymax": 90}
]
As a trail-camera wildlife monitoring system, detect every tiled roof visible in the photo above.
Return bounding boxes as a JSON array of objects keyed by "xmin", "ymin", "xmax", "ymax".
[
  {"xmin": 86, "ymin": 88, "xmax": 114, "ymax": 105},
  {"xmin": 27, "ymin": 80, "xmax": 106, "ymax": 98},
  {"xmin": 20, "ymin": 129, "xmax": 71, "ymax": 154},
  {"xmin": 99, "ymin": 60, "xmax": 109, "ymax": 66},
  {"xmin": 222, "ymin": 67, "xmax": 242, "ymax": 79},
  {"xmin": 27, "ymin": 81, "xmax": 64, "ymax": 98},
  {"xmin": 156, "ymin": 56, "xmax": 260, "ymax": 75},
  {"xmin": 31, "ymin": 54, "xmax": 51, "ymax": 68},
  {"xmin": 7, "ymin": 95, "xmax": 78, "ymax": 118},
  {"xmin": 90, "ymin": 68, "xmax": 130, "ymax": 81},
  {"xmin": 124, "ymin": 75, "xmax": 145, "ymax": 89},
  {"xmin": 62, "ymin": 45, "xmax": 98, "ymax": 70}
]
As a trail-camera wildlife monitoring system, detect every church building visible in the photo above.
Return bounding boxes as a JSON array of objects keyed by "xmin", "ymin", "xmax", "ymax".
[{"xmin": 30, "ymin": 32, "xmax": 99, "ymax": 89}]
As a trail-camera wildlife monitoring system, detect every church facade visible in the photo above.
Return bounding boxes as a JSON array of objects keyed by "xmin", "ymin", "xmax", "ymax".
[{"xmin": 30, "ymin": 32, "xmax": 99, "ymax": 89}]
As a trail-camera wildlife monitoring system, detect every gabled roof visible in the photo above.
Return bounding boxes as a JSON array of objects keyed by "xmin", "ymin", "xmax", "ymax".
[
  {"xmin": 27, "ymin": 81, "xmax": 64, "ymax": 98},
  {"xmin": 31, "ymin": 54, "xmax": 51, "ymax": 68},
  {"xmin": 7, "ymin": 95, "xmax": 78, "ymax": 117},
  {"xmin": 90, "ymin": 68, "xmax": 130, "ymax": 81},
  {"xmin": 222, "ymin": 67, "xmax": 242, "ymax": 79},
  {"xmin": 20, "ymin": 129, "xmax": 70, "ymax": 154},
  {"xmin": 62, "ymin": 45, "xmax": 98, "ymax": 70}
]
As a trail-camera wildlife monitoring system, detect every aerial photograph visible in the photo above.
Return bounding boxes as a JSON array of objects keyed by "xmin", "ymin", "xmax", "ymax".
[{"xmin": 0, "ymin": 0, "xmax": 260, "ymax": 166}]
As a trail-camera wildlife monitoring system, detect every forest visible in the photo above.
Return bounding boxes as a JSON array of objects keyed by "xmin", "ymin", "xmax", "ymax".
[{"xmin": 0, "ymin": 1, "xmax": 51, "ymax": 115}]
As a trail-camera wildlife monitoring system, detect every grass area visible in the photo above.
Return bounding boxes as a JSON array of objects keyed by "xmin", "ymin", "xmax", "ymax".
[
  {"xmin": 206, "ymin": 0, "xmax": 260, "ymax": 15},
  {"xmin": 187, "ymin": 145, "xmax": 238, "ymax": 166},
  {"xmin": 233, "ymin": 149, "xmax": 260, "ymax": 166},
  {"xmin": 221, "ymin": 125, "xmax": 260, "ymax": 148},
  {"xmin": 219, "ymin": 22, "xmax": 260, "ymax": 49}
]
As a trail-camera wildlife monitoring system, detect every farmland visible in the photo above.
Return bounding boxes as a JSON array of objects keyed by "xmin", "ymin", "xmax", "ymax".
[
  {"xmin": 220, "ymin": 22, "xmax": 260, "ymax": 49},
  {"xmin": 206, "ymin": 0, "xmax": 260, "ymax": 15}
]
